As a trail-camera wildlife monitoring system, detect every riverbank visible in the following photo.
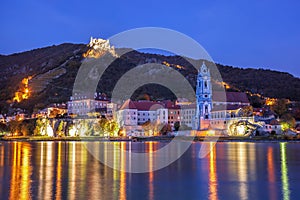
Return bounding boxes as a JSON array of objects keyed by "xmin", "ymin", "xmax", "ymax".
[{"xmin": 1, "ymin": 135, "xmax": 300, "ymax": 142}]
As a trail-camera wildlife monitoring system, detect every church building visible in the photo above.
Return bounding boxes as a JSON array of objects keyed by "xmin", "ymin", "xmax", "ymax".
[{"xmin": 195, "ymin": 61, "xmax": 213, "ymax": 130}]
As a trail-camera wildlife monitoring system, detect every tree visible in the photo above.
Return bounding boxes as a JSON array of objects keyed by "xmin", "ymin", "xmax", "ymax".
[
  {"xmin": 108, "ymin": 121, "xmax": 119, "ymax": 137},
  {"xmin": 8, "ymin": 120, "xmax": 21, "ymax": 135},
  {"xmin": 280, "ymin": 113, "xmax": 296, "ymax": 130},
  {"xmin": 248, "ymin": 95, "xmax": 264, "ymax": 108},
  {"xmin": 159, "ymin": 124, "xmax": 172, "ymax": 135},
  {"xmin": 96, "ymin": 118, "xmax": 119, "ymax": 137},
  {"xmin": 292, "ymin": 107, "xmax": 300, "ymax": 121},
  {"xmin": 98, "ymin": 118, "xmax": 109, "ymax": 136},
  {"xmin": 241, "ymin": 106, "xmax": 253, "ymax": 117},
  {"xmin": 77, "ymin": 120, "xmax": 92, "ymax": 136},
  {"xmin": 141, "ymin": 120, "xmax": 154, "ymax": 136},
  {"xmin": 118, "ymin": 127, "xmax": 126, "ymax": 136},
  {"xmin": 67, "ymin": 123, "xmax": 77, "ymax": 137},
  {"xmin": 56, "ymin": 120, "xmax": 64, "ymax": 136},
  {"xmin": 0, "ymin": 122, "xmax": 9, "ymax": 135},
  {"xmin": 271, "ymin": 99, "xmax": 288, "ymax": 117},
  {"xmin": 34, "ymin": 118, "xmax": 44, "ymax": 136},
  {"xmin": 174, "ymin": 121, "xmax": 180, "ymax": 131},
  {"xmin": 34, "ymin": 118, "xmax": 53, "ymax": 136},
  {"xmin": 20, "ymin": 119, "xmax": 35, "ymax": 136}
]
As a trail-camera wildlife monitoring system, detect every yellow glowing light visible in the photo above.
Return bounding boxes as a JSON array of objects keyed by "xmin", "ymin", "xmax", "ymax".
[
  {"xmin": 207, "ymin": 130, "xmax": 215, "ymax": 136},
  {"xmin": 221, "ymin": 82, "xmax": 231, "ymax": 89},
  {"xmin": 13, "ymin": 76, "xmax": 32, "ymax": 103},
  {"xmin": 281, "ymin": 122, "xmax": 290, "ymax": 132},
  {"xmin": 162, "ymin": 61, "xmax": 185, "ymax": 69},
  {"xmin": 236, "ymin": 125, "xmax": 245, "ymax": 135},
  {"xmin": 56, "ymin": 142, "xmax": 62, "ymax": 199},
  {"xmin": 209, "ymin": 142, "xmax": 218, "ymax": 200},
  {"xmin": 148, "ymin": 142, "xmax": 154, "ymax": 200},
  {"xmin": 266, "ymin": 98, "xmax": 276, "ymax": 106},
  {"xmin": 9, "ymin": 143, "xmax": 32, "ymax": 200},
  {"xmin": 40, "ymin": 123, "xmax": 54, "ymax": 137},
  {"xmin": 120, "ymin": 142, "xmax": 127, "ymax": 200},
  {"xmin": 47, "ymin": 125, "xmax": 54, "ymax": 137},
  {"xmin": 69, "ymin": 126, "xmax": 77, "ymax": 137},
  {"xmin": 162, "ymin": 61, "xmax": 170, "ymax": 67}
]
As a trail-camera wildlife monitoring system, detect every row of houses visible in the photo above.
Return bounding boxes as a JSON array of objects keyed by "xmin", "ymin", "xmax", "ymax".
[
  {"xmin": 64, "ymin": 89, "xmax": 282, "ymax": 136},
  {"xmin": 115, "ymin": 100, "xmax": 197, "ymax": 135},
  {"xmin": 0, "ymin": 90, "xmax": 283, "ymax": 136},
  {"xmin": 0, "ymin": 63, "xmax": 284, "ymax": 136}
]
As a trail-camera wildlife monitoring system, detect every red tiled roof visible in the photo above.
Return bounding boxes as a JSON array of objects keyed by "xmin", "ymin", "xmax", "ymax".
[
  {"xmin": 163, "ymin": 100, "xmax": 181, "ymax": 109},
  {"xmin": 213, "ymin": 92, "xmax": 249, "ymax": 104},
  {"xmin": 269, "ymin": 119, "xmax": 280, "ymax": 125},
  {"xmin": 134, "ymin": 101, "xmax": 165, "ymax": 111},
  {"xmin": 119, "ymin": 100, "xmax": 137, "ymax": 110},
  {"xmin": 119, "ymin": 100, "xmax": 165, "ymax": 111}
]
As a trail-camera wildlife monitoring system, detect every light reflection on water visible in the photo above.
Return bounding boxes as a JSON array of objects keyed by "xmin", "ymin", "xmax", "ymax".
[
  {"xmin": 267, "ymin": 146, "xmax": 277, "ymax": 200},
  {"xmin": 280, "ymin": 143, "xmax": 290, "ymax": 200},
  {"xmin": 208, "ymin": 142, "xmax": 218, "ymax": 200},
  {"xmin": 237, "ymin": 143, "xmax": 248, "ymax": 200},
  {"xmin": 9, "ymin": 142, "xmax": 32, "ymax": 200},
  {"xmin": 0, "ymin": 141, "xmax": 298, "ymax": 199}
]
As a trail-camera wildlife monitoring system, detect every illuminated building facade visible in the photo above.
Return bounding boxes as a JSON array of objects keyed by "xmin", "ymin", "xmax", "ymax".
[
  {"xmin": 195, "ymin": 61, "xmax": 213, "ymax": 130},
  {"xmin": 67, "ymin": 92, "xmax": 109, "ymax": 116},
  {"xmin": 116, "ymin": 100, "xmax": 168, "ymax": 136},
  {"xmin": 117, "ymin": 100, "xmax": 168, "ymax": 126}
]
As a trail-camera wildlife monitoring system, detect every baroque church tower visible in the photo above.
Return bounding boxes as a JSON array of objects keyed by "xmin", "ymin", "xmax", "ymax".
[{"xmin": 195, "ymin": 61, "xmax": 213, "ymax": 130}]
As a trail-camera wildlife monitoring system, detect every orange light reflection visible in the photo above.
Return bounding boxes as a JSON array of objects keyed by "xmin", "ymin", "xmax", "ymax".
[
  {"xmin": 267, "ymin": 147, "xmax": 275, "ymax": 183},
  {"xmin": 119, "ymin": 142, "xmax": 127, "ymax": 200},
  {"xmin": 56, "ymin": 142, "xmax": 62, "ymax": 200},
  {"xmin": 267, "ymin": 147, "xmax": 277, "ymax": 200},
  {"xmin": 148, "ymin": 142, "xmax": 154, "ymax": 200},
  {"xmin": 9, "ymin": 143, "xmax": 32, "ymax": 200},
  {"xmin": 208, "ymin": 142, "xmax": 218, "ymax": 200}
]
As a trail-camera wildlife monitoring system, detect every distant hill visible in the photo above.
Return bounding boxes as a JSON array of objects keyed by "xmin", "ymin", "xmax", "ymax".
[
  {"xmin": 217, "ymin": 65, "xmax": 300, "ymax": 100},
  {"xmin": 0, "ymin": 43, "xmax": 299, "ymax": 114}
]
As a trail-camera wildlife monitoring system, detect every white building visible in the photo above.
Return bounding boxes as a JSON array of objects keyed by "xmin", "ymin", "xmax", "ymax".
[
  {"xmin": 212, "ymin": 91, "xmax": 251, "ymax": 107},
  {"xmin": 262, "ymin": 119, "xmax": 282, "ymax": 135},
  {"xmin": 210, "ymin": 105, "xmax": 254, "ymax": 131},
  {"xmin": 180, "ymin": 104, "xmax": 196, "ymax": 128},
  {"xmin": 116, "ymin": 100, "xmax": 168, "ymax": 135},
  {"xmin": 209, "ymin": 93, "xmax": 257, "ymax": 136},
  {"xmin": 38, "ymin": 103, "xmax": 67, "ymax": 118},
  {"xmin": 67, "ymin": 93, "xmax": 109, "ymax": 116},
  {"xmin": 106, "ymin": 103, "xmax": 118, "ymax": 120},
  {"xmin": 117, "ymin": 100, "xmax": 138, "ymax": 126}
]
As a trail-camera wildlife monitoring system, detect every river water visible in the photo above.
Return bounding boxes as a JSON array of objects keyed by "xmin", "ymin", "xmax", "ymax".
[{"xmin": 0, "ymin": 141, "xmax": 299, "ymax": 200}]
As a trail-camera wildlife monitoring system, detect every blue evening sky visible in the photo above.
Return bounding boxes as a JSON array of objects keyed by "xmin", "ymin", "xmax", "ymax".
[{"xmin": 1, "ymin": 0, "xmax": 299, "ymax": 77}]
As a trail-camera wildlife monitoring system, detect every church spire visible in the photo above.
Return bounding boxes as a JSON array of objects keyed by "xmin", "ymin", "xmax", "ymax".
[{"xmin": 195, "ymin": 61, "xmax": 213, "ymax": 130}]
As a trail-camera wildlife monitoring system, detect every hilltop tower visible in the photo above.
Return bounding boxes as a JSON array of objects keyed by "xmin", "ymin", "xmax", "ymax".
[{"xmin": 195, "ymin": 61, "xmax": 213, "ymax": 130}]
